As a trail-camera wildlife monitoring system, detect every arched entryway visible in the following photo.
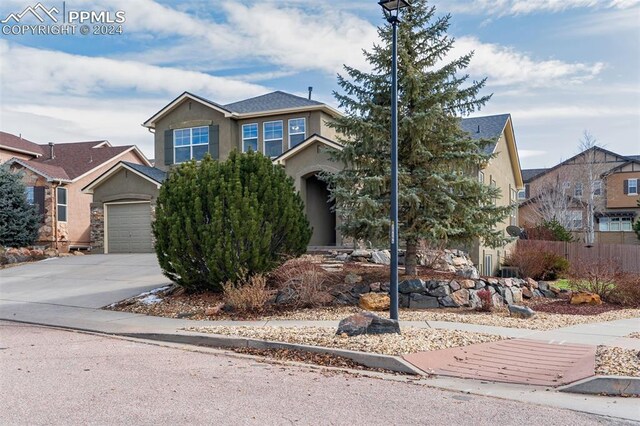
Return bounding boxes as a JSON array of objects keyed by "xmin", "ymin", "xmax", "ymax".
[{"xmin": 304, "ymin": 174, "xmax": 336, "ymax": 246}]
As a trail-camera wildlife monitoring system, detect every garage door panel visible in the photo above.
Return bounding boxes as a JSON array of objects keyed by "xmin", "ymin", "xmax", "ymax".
[{"xmin": 107, "ymin": 203, "xmax": 153, "ymax": 253}]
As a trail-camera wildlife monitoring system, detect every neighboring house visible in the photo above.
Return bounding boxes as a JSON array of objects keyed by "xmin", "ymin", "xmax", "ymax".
[
  {"xmin": 0, "ymin": 131, "xmax": 150, "ymax": 251},
  {"xmin": 84, "ymin": 91, "xmax": 524, "ymax": 276},
  {"xmin": 519, "ymin": 146, "xmax": 640, "ymax": 245}
]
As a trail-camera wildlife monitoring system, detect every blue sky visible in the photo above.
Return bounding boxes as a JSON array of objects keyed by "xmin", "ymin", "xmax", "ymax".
[{"xmin": 1, "ymin": 0, "xmax": 638, "ymax": 169}]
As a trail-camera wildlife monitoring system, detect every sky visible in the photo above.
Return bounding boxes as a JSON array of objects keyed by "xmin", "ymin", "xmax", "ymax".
[{"xmin": 0, "ymin": 0, "xmax": 638, "ymax": 169}]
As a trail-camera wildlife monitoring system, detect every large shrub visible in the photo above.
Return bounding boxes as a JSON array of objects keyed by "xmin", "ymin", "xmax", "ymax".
[
  {"xmin": 504, "ymin": 243, "xmax": 569, "ymax": 280},
  {"xmin": 0, "ymin": 166, "xmax": 40, "ymax": 247},
  {"xmin": 154, "ymin": 151, "xmax": 311, "ymax": 292}
]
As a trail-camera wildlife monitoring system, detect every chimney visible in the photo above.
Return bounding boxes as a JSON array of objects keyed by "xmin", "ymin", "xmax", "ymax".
[
  {"xmin": 308, "ymin": 86, "xmax": 313, "ymax": 100},
  {"xmin": 48, "ymin": 142, "xmax": 55, "ymax": 159}
]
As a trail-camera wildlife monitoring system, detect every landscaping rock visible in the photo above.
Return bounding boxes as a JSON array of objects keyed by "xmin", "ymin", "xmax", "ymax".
[
  {"xmin": 73, "ymin": 251, "xmax": 85, "ymax": 256},
  {"xmin": 468, "ymin": 290, "xmax": 482, "ymax": 309},
  {"xmin": 275, "ymin": 288, "xmax": 297, "ymax": 305},
  {"xmin": 492, "ymin": 294, "xmax": 504, "ymax": 308},
  {"xmin": 456, "ymin": 266, "xmax": 480, "ymax": 279},
  {"xmin": 460, "ymin": 279, "xmax": 476, "ymax": 289},
  {"xmin": 370, "ymin": 250, "xmax": 390, "ymax": 265},
  {"xmin": 333, "ymin": 292, "xmax": 359, "ymax": 305},
  {"xmin": 336, "ymin": 312, "xmax": 400, "ymax": 336},
  {"xmin": 504, "ymin": 288, "xmax": 514, "ymax": 305},
  {"xmin": 380, "ymin": 282, "xmax": 390, "ymax": 293},
  {"xmin": 521, "ymin": 287, "xmax": 533, "ymax": 299},
  {"xmin": 350, "ymin": 283, "xmax": 371, "ymax": 295},
  {"xmin": 369, "ymin": 282, "xmax": 381, "ymax": 292},
  {"xmin": 541, "ymin": 289, "xmax": 556, "ymax": 298},
  {"xmin": 538, "ymin": 281, "xmax": 550, "ymax": 291},
  {"xmin": 475, "ymin": 280, "xmax": 486, "ymax": 290},
  {"xmin": 205, "ymin": 303, "xmax": 225, "ymax": 316},
  {"xmin": 450, "ymin": 289, "xmax": 470, "ymax": 306},
  {"xmin": 399, "ymin": 279, "xmax": 426, "ymax": 294},
  {"xmin": 533, "ymin": 289, "xmax": 544, "ymax": 298},
  {"xmin": 510, "ymin": 287, "xmax": 523, "ymax": 304},
  {"xmin": 449, "ymin": 280, "xmax": 461, "ymax": 291},
  {"xmin": 399, "ymin": 293, "xmax": 410, "ymax": 308},
  {"xmin": 335, "ymin": 253, "xmax": 349, "ymax": 262},
  {"xmin": 508, "ymin": 304, "xmax": 536, "ymax": 319},
  {"xmin": 570, "ymin": 292, "xmax": 602, "ymax": 305},
  {"xmin": 439, "ymin": 295, "xmax": 459, "ymax": 308},
  {"xmin": 550, "ymin": 285, "xmax": 562, "ymax": 295},
  {"xmin": 44, "ymin": 248, "xmax": 59, "ymax": 257},
  {"xmin": 409, "ymin": 293, "xmax": 439, "ymax": 309},
  {"xmin": 526, "ymin": 278, "xmax": 538, "ymax": 289},
  {"xmin": 359, "ymin": 293, "xmax": 390, "ymax": 311},
  {"xmin": 428, "ymin": 285, "xmax": 450, "ymax": 298},
  {"xmin": 345, "ymin": 272, "xmax": 363, "ymax": 285},
  {"xmin": 350, "ymin": 249, "xmax": 371, "ymax": 258}
]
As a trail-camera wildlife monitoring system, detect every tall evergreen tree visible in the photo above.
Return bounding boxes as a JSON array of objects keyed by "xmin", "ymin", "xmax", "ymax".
[
  {"xmin": 0, "ymin": 166, "xmax": 40, "ymax": 247},
  {"xmin": 328, "ymin": 0, "xmax": 512, "ymax": 275}
]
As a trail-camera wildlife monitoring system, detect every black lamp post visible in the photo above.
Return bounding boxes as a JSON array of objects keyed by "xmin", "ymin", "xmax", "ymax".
[{"xmin": 378, "ymin": 0, "xmax": 410, "ymax": 321}]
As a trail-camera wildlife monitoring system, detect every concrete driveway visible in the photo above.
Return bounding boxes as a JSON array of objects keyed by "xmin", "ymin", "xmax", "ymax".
[{"xmin": 0, "ymin": 254, "xmax": 169, "ymax": 308}]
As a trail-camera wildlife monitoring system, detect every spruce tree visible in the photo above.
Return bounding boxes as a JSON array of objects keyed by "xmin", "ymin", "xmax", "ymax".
[
  {"xmin": 153, "ymin": 151, "xmax": 311, "ymax": 292},
  {"xmin": 0, "ymin": 166, "xmax": 40, "ymax": 247},
  {"xmin": 328, "ymin": 0, "xmax": 513, "ymax": 275}
]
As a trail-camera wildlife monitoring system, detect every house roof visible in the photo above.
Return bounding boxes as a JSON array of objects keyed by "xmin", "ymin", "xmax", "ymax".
[
  {"xmin": 121, "ymin": 161, "xmax": 166, "ymax": 183},
  {"xmin": 273, "ymin": 134, "xmax": 343, "ymax": 164},
  {"xmin": 0, "ymin": 131, "xmax": 44, "ymax": 157},
  {"xmin": 460, "ymin": 114, "xmax": 511, "ymax": 155},
  {"xmin": 8, "ymin": 158, "xmax": 71, "ymax": 181},
  {"xmin": 224, "ymin": 91, "xmax": 324, "ymax": 114},
  {"xmin": 521, "ymin": 168, "xmax": 549, "ymax": 183}
]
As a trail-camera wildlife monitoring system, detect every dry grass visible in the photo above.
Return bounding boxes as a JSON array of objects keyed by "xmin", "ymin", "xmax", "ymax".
[
  {"xmin": 269, "ymin": 258, "xmax": 335, "ymax": 308},
  {"xmin": 222, "ymin": 274, "xmax": 272, "ymax": 313}
]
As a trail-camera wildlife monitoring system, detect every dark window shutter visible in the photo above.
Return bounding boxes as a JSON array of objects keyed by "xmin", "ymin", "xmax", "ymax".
[
  {"xmin": 34, "ymin": 186, "xmax": 45, "ymax": 222},
  {"xmin": 209, "ymin": 125, "xmax": 219, "ymax": 160},
  {"xmin": 623, "ymin": 179, "xmax": 629, "ymax": 195},
  {"xmin": 525, "ymin": 184, "xmax": 530, "ymax": 199},
  {"xmin": 164, "ymin": 130, "xmax": 173, "ymax": 166}
]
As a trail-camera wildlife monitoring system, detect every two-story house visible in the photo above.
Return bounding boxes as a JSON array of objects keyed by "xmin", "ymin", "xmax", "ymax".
[
  {"xmin": 518, "ymin": 147, "xmax": 640, "ymax": 245},
  {"xmin": 1, "ymin": 131, "xmax": 150, "ymax": 251},
  {"xmin": 83, "ymin": 91, "xmax": 524, "ymax": 276}
]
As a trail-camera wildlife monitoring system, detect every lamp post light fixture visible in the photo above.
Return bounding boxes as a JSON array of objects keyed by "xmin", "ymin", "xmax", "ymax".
[{"xmin": 378, "ymin": 0, "xmax": 410, "ymax": 321}]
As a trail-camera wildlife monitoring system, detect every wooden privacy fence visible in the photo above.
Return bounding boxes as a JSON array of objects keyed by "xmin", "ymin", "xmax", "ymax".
[{"xmin": 516, "ymin": 240, "xmax": 640, "ymax": 274}]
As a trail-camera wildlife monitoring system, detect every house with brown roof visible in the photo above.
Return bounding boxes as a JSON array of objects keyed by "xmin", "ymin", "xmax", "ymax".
[
  {"xmin": 83, "ymin": 91, "xmax": 523, "ymax": 276},
  {"xmin": 1, "ymin": 131, "xmax": 150, "ymax": 251},
  {"xmin": 518, "ymin": 146, "xmax": 640, "ymax": 245}
]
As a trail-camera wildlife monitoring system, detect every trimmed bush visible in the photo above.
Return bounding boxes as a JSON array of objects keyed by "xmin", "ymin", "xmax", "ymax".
[
  {"xmin": 0, "ymin": 166, "xmax": 40, "ymax": 247},
  {"xmin": 504, "ymin": 243, "xmax": 569, "ymax": 280},
  {"xmin": 154, "ymin": 151, "xmax": 312, "ymax": 292}
]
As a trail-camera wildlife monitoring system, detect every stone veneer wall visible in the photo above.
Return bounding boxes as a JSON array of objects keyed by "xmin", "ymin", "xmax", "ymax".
[{"xmin": 90, "ymin": 205, "xmax": 105, "ymax": 253}]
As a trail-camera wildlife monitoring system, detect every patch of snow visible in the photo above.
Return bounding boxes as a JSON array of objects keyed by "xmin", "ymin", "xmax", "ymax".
[{"xmin": 139, "ymin": 294, "xmax": 163, "ymax": 305}]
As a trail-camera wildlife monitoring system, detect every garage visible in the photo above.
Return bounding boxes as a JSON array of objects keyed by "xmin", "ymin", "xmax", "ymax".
[{"xmin": 106, "ymin": 202, "xmax": 153, "ymax": 253}]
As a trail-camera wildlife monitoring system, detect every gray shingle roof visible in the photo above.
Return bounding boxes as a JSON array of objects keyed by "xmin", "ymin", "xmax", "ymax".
[
  {"xmin": 626, "ymin": 155, "xmax": 640, "ymax": 161},
  {"xmin": 224, "ymin": 91, "xmax": 323, "ymax": 114},
  {"xmin": 123, "ymin": 161, "xmax": 166, "ymax": 183},
  {"xmin": 460, "ymin": 114, "xmax": 511, "ymax": 155},
  {"xmin": 521, "ymin": 168, "xmax": 549, "ymax": 183}
]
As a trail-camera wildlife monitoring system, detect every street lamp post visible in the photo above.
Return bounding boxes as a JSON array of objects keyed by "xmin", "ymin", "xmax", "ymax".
[{"xmin": 379, "ymin": 0, "xmax": 410, "ymax": 321}]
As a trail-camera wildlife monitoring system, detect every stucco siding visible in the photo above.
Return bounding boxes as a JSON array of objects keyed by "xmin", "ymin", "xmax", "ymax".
[
  {"xmin": 91, "ymin": 168, "xmax": 160, "ymax": 205},
  {"xmin": 0, "ymin": 149, "xmax": 34, "ymax": 164}
]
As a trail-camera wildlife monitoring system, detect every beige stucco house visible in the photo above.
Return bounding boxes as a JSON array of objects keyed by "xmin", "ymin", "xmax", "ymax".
[
  {"xmin": 83, "ymin": 91, "xmax": 523, "ymax": 275},
  {"xmin": 1, "ymin": 131, "xmax": 150, "ymax": 251}
]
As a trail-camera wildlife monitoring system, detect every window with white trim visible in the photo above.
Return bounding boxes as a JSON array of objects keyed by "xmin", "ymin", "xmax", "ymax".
[
  {"xmin": 629, "ymin": 179, "xmax": 638, "ymax": 195},
  {"xmin": 484, "ymin": 254, "xmax": 493, "ymax": 276},
  {"xmin": 57, "ymin": 187, "xmax": 67, "ymax": 222},
  {"xmin": 593, "ymin": 180, "xmax": 602, "ymax": 196},
  {"xmin": 599, "ymin": 217, "xmax": 632, "ymax": 232},
  {"xmin": 174, "ymin": 126, "xmax": 209, "ymax": 163},
  {"xmin": 288, "ymin": 118, "xmax": 306, "ymax": 148},
  {"xmin": 574, "ymin": 182, "xmax": 583, "ymax": 197},
  {"xmin": 510, "ymin": 188, "xmax": 518, "ymax": 225},
  {"xmin": 263, "ymin": 121, "xmax": 283, "ymax": 157},
  {"xmin": 25, "ymin": 186, "xmax": 34, "ymax": 204},
  {"xmin": 568, "ymin": 210, "xmax": 582, "ymax": 230},
  {"xmin": 517, "ymin": 189, "xmax": 526, "ymax": 200},
  {"xmin": 478, "ymin": 170, "xmax": 484, "ymax": 183},
  {"xmin": 242, "ymin": 123, "xmax": 258, "ymax": 152}
]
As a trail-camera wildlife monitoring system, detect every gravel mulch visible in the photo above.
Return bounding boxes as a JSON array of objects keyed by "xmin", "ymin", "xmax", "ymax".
[
  {"xmin": 187, "ymin": 326, "xmax": 503, "ymax": 356},
  {"xmin": 627, "ymin": 332, "xmax": 640, "ymax": 339},
  {"xmin": 596, "ymin": 346, "xmax": 640, "ymax": 377}
]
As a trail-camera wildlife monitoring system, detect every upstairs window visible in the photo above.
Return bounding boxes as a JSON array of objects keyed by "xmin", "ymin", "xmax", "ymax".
[
  {"xmin": 174, "ymin": 126, "xmax": 209, "ymax": 163},
  {"xmin": 25, "ymin": 186, "xmax": 35, "ymax": 204},
  {"xmin": 288, "ymin": 118, "xmax": 306, "ymax": 148},
  {"xmin": 57, "ymin": 187, "xmax": 67, "ymax": 222},
  {"xmin": 478, "ymin": 171, "xmax": 484, "ymax": 183},
  {"xmin": 627, "ymin": 179, "xmax": 638, "ymax": 195},
  {"xmin": 568, "ymin": 210, "xmax": 582, "ymax": 230},
  {"xmin": 574, "ymin": 183, "xmax": 583, "ymax": 197},
  {"xmin": 517, "ymin": 189, "xmax": 526, "ymax": 200},
  {"xmin": 264, "ymin": 121, "xmax": 283, "ymax": 157},
  {"xmin": 593, "ymin": 180, "xmax": 602, "ymax": 196},
  {"xmin": 242, "ymin": 123, "xmax": 258, "ymax": 152}
]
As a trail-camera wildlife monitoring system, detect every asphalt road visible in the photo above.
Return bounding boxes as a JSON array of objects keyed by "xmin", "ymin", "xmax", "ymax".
[{"xmin": 0, "ymin": 322, "xmax": 631, "ymax": 426}]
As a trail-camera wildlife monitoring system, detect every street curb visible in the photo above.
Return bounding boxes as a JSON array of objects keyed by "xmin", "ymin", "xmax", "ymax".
[
  {"xmin": 558, "ymin": 376, "xmax": 640, "ymax": 396},
  {"xmin": 121, "ymin": 331, "xmax": 425, "ymax": 376}
]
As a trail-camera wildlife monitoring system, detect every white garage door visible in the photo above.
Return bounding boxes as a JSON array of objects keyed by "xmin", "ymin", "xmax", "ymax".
[{"xmin": 106, "ymin": 202, "xmax": 153, "ymax": 253}]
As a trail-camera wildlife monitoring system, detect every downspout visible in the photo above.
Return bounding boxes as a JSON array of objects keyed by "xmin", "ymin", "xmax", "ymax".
[{"xmin": 51, "ymin": 181, "xmax": 58, "ymax": 249}]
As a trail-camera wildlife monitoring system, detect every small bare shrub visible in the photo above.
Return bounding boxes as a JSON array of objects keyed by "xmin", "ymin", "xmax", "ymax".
[
  {"xmin": 504, "ymin": 244, "xmax": 569, "ymax": 280},
  {"xmin": 222, "ymin": 274, "xmax": 271, "ymax": 312},
  {"xmin": 417, "ymin": 240, "xmax": 448, "ymax": 269},
  {"xmin": 270, "ymin": 258, "xmax": 334, "ymax": 308},
  {"xmin": 609, "ymin": 274, "xmax": 640, "ymax": 307},
  {"xmin": 568, "ymin": 261, "xmax": 620, "ymax": 302},
  {"xmin": 476, "ymin": 289, "xmax": 493, "ymax": 312}
]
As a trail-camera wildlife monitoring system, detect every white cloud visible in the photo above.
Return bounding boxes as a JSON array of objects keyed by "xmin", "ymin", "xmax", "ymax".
[
  {"xmin": 444, "ymin": 0, "xmax": 639, "ymax": 15},
  {"xmin": 518, "ymin": 149, "xmax": 547, "ymax": 159}
]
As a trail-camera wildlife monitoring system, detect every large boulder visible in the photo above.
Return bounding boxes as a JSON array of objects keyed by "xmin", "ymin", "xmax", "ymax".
[
  {"xmin": 526, "ymin": 278, "xmax": 538, "ymax": 289},
  {"xmin": 399, "ymin": 279, "xmax": 426, "ymax": 294},
  {"xmin": 460, "ymin": 279, "xmax": 476, "ymax": 289},
  {"xmin": 508, "ymin": 304, "xmax": 536, "ymax": 319},
  {"xmin": 428, "ymin": 285, "xmax": 450, "ymax": 298},
  {"xmin": 350, "ymin": 249, "xmax": 371, "ymax": 259},
  {"xmin": 456, "ymin": 266, "xmax": 480, "ymax": 280},
  {"xmin": 450, "ymin": 289, "xmax": 470, "ymax": 306},
  {"xmin": 510, "ymin": 287, "xmax": 523, "ymax": 304},
  {"xmin": 336, "ymin": 312, "xmax": 400, "ymax": 336},
  {"xmin": 439, "ymin": 295, "xmax": 459, "ymax": 308},
  {"xmin": 521, "ymin": 287, "xmax": 534, "ymax": 299},
  {"xmin": 409, "ymin": 293, "xmax": 439, "ymax": 309},
  {"xmin": 359, "ymin": 293, "xmax": 390, "ymax": 311},
  {"xmin": 570, "ymin": 292, "xmax": 602, "ymax": 305},
  {"xmin": 370, "ymin": 250, "xmax": 391, "ymax": 265}
]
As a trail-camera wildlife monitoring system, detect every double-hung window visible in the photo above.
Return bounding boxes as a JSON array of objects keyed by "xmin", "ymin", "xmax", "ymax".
[
  {"xmin": 57, "ymin": 187, "xmax": 67, "ymax": 222},
  {"xmin": 628, "ymin": 179, "xmax": 638, "ymax": 195},
  {"xmin": 288, "ymin": 118, "xmax": 306, "ymax": 148},
  {"xmin": 517, "ymin": 189, "xmax": 526, "ymax": 200},
  {"xmin": 174, "ymin": 126, "xmax": 209, "ymax": 163},
  {"xmin": 593, "ymin": 180, "xmax": 602, "ymax": 196},
  {"xmin": 568, "ymin": 210, "xmax": 582, "ymax": 230},
  {"xmin": 25, "ymin": 186, "xmax": 35, "ymax": 204},
  {"xmin": 478, "ymin": 171, "xmax": 484, "ymax": 183},
  {"xmin": 242, "ymin": 123, "xmax": 258, "ymax": 152},
  {"xmin": 263, "ymin": 121, "xmax": 283, "ymax": 157},
  {"xmin": 574, "ymin": 183, "xmax": 583, "ymax": 197}
]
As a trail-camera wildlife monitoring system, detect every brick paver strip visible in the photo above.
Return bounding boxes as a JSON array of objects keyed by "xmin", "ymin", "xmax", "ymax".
[{"xmin": 403, "ymin": 338, "xmax": 596, "ymax": 387}]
